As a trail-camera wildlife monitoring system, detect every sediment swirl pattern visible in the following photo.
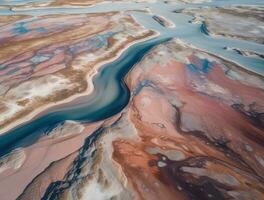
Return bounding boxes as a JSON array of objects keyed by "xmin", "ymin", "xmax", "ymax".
[{"xmin": 0, "ymin": 0, "xmax": 263, "ymax": 200}]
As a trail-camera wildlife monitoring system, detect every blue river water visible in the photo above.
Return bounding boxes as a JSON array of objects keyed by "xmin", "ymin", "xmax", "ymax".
[
  {"xmin": 0, "ymin": 0, "xmax": 263, "ymax": 157},
  {"xmin": 0, "ymin": 36, "xmax": 170, "ymax": 157}
]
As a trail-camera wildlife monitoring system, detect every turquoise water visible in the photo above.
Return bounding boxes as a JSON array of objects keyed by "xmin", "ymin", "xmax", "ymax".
[
  {"xmin": 0, "ymin": 37, "xmax": 170, "ymax": 156},
  {"xmin": 0, "ymin": 0, "xmax": 263, "ymax": 157}
]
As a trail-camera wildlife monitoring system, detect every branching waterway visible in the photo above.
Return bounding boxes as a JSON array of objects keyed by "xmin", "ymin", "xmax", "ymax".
[{"xmin": 0, "ymin": 0, "xmax": 263, "ymax": 157}]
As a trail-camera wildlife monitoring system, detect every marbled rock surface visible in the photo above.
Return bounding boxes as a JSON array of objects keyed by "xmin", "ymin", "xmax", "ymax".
[
  {"xmin": 0, "ymin": 0, "xmax": 263, "ymax": 200},
  {"xmin": 0, "ymin": 12, "xmax": 154, "ymax": 133},
  {"xmin": 12, "ymin": 39, "xmax": 264, "ymax": 200},
  {"xmin": 181, "ymin": 6, "xmax": 264, "ymax": 44}
]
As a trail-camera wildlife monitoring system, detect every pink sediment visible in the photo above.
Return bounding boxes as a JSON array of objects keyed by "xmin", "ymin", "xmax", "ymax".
[
  {"xmin": 0, "ymin": 122, "xmax": 102, "ymax": 200},
  {"xmin": 111, "ymin": 40, "xmax": 264, "ymax": 199}
]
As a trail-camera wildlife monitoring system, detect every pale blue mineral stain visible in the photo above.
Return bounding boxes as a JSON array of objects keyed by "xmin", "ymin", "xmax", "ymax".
[
  {"xmin": 133, "ymin": 80, "xmax": 153, "ymax": 96},
  {"xmin": 6, "ymin": 68, "xmax": 19, "ymax": 75},
  {"xmin": 69, "ymin": 32, "xmax": 116, "ymax": 54},
  {"xmin": 13, "ymin": 23, "xmax": 29, "ymax": 34},
  {"xmin": 13, "ymin": 19, "xmax": 46, "ymax": 35},
  {"xmin": 187, "ymin": 59, "xmax": 213, "ymax": 74},
  {"xmin": 30, "ymin": 54, "xmax": 51, "ymax": 63}
]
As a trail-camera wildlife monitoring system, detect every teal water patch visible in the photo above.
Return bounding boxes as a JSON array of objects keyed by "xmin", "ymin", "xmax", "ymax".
[
  {"xmin": 1, "ymin": 0, "xmax": 263, "ymax": 160},
  {"xmin": 187, "ymin": 59, "xmax": 213, "ymax": 74},
  {"xmin": 30, "ymin": 54, "xmax": 51, "ymax": 63},
  {"xmin": 13, "ymin": 24, "xmax": 29, "ymax": 34},
  {"xmin": 133, "ymin": 79, "xmax": 153, "ymax": 96},
  {"xmin": 0, "ymin": 36, "xmax": 171, "ymax": 157},
  {"xmin": 12, "ymin": 19, "xmax": 46, "ymax": 35},
  {"xmin": 0, "ymin": 65, "xmax": 5, "ymax": 70}
]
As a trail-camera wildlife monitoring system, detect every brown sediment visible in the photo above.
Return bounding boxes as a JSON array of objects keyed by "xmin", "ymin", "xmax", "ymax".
[
  {"xmin": 0, "ymin": 11, "xmax": 156, "ymax": 134},
  {"xmin": 1, "ymin": 14, "xmax": 263, "ymax": 199},
  {"xmin": 16, "ymin": 98, "xmax": 30, "ymax": 106},
  {"xmin": 152, "ymin": 15, "xmax": 175, "ymax": 28},
  {"xmin": 48, "ymin": 0, "xmax": 105, "ymax": 7},
  {"xmin": 23, "ymin": 113, "xmax": 123, "ymax": 200},
  {"xmin": 0, "ymin": 13, "xmax": 115, "ymax": 59},
  {"xmin": 107, "ymin": 35, "xmax": 118, "ymax": 48},
  {"xmin": 112, "ymin": 139, "xmax": 189, "ymax": 200},
  {"xmin": 0, "ymin": 29, "xmax": 156, "ymax": 132},
  {"xmin": 0, "ymin": 121, "xmax": 102, "ymax": 200},
  {"xmin": 110, "ymin": 39, "xmax": 264, "ymax": 199},
  {"xmin": 0, "ymin": 15, "xmax": 30, "ymax": 27},
  {"xmin": 19, "ymin": 36, "xmax": 264, "ymax": 199},
  {"xmin": 0, "ymin": 104, "xmax": 7, "ymax": 113},
  {"xmin": 17, "ymin": 152, "xmax": 78, "ymax": 200},
  {"xmin": 2, "ymin": 0, "xmax": 151, "ymax": 8}
]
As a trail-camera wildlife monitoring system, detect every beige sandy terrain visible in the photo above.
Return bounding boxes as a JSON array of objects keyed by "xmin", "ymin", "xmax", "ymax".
[
  {"xmin": 0, "ymin": 12, "xmax": 156, "ymax": 134},
  {"xmin": 182, "ymin": 6, "xmax": 264, "ymax": 43},
  {"xmin": 16, "ymin": 39, "xmax": 264, "ymax": 200}
]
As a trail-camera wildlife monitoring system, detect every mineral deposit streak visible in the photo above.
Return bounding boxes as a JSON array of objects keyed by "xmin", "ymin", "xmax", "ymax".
[
  {"xmin": 0, "ymin": 0, "xmax": 263, "ymax": 156},
  {"xmin": 0, "ymin": 0, "xmax": 264, "ymax": 200},
  {"xmin": 0, "ymin": 0, "xmax": 264, "ymax": 196}
]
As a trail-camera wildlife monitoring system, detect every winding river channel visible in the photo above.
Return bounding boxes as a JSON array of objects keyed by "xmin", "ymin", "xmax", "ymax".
[{"xmin": 0, "ymin": 0, "xmax": 263, "ymax": 157}]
